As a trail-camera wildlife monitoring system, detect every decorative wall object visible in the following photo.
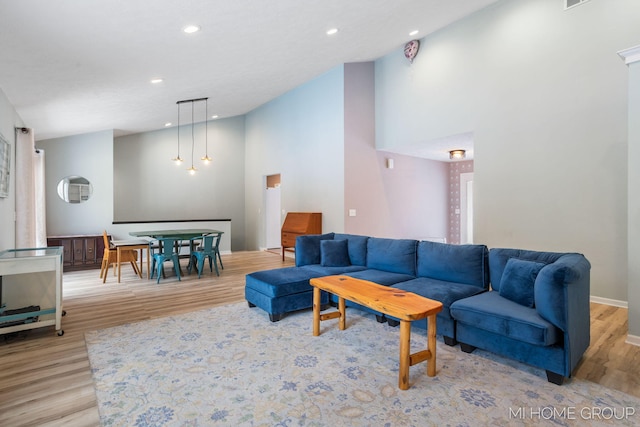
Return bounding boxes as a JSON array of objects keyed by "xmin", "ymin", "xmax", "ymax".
[
  {"xmin": 0, "ymin": 133, "xmax": 10, "ymax": 198},
  {"xmin": 56, "ymin": 175, "xmax": 93, "ymax": 203},
  {"xmin": 404, "ymin": 40, "xmax": 420, "ymax": 63}
]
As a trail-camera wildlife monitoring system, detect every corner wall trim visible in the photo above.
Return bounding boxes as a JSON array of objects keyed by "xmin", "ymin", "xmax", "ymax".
[
  {"xmin": 618, "ymin": 45, "xmax": 640, "ymax": 65},
  {"xmin": 590, "ymin": 295, "xmax": 628, "ymax": 308}
]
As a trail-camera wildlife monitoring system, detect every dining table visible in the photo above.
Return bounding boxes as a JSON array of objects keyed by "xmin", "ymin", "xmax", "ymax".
[
  {"xmin": 110, "ymin": 239, "xmax": 151, "ymax": 283},
  {"xmin": 129, "ymin": 229, "xmax": 223, "ymax": 241},
  {"xmin": 129, "ymin": 229, "xmax": 224, "ymax": 273}
]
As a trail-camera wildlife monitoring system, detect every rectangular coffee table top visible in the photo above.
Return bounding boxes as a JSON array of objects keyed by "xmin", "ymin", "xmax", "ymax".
[{"xmin": 310, "ymin": 275, "xmax": 442, "ymax": 321}]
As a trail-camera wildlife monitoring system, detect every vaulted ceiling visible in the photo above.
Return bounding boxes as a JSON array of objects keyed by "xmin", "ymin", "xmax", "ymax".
[{"xmin": 0, "ymin": 0, "xmax": 498, "ymax": 142}]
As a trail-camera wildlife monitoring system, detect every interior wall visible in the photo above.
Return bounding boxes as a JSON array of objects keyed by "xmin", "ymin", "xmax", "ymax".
[
  {"xmin": 346, "ymin": 148, "xmax": 449, "ymax": 240},
  {"xmin": 343, "ymin": 61, "xmax": 376, "ymax": 236},
  {"xmin": 114, "ymin": 116, "xmax": 246, "ymax": 250},
  {"xmin": 344, "ymin": 62, "xmax": 448, "ymax": 240},
  {"xmin": 244, "ymin": 66, "xmax": 345, "ymax": 251},
  {"xmin": 375, "ymin": 0, "xmax": 640, "ymax": 303},
  {"xmin": 37, "ymin": 130, "xmax": 113, "ymax": 237}
]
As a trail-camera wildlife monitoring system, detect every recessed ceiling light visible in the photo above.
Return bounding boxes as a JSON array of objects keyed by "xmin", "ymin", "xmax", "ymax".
[
  {"xmin": 211, "ymin": 115, "xmax": 219, "ymax": 119},
  {"xmin": 150, "ymin": 78, "xmax": 163, "ymax": 84},
  {"xmin": 164, "ymin": 122, "xmax": 172, "ymax": 127},
  {"xmin": 183, "ymin": 25, "xmax": 200, "ymax": 34},
  {"xmin": 326, "ymin": 28, "xmax": 339, "ymax": 36},
  {"xmin": 409, "ymin": 30, "xmax": 419, "ymax": 36}
]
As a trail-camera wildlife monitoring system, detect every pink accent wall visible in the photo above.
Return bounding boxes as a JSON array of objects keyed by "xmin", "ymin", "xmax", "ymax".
[
  {"xmin": 343, "ymin": 62, "xmax": 448, "ymax": 239},
  {"xmin": 448, "ymin": 160, "xmax": 474, "ymax": 244}
]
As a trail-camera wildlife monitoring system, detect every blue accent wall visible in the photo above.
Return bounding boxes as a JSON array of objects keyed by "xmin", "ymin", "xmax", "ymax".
[{"xmin": 244, "ymin": 66, "xmax": 345, "ymax": 250}]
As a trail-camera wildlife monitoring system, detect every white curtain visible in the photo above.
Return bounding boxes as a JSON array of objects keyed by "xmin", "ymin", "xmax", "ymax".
[{"xmin": 15, "ymin": 128, "xmax": 47, "ymax": 248}]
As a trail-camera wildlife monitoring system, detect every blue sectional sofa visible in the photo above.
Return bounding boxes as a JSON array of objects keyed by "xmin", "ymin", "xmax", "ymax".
[{"xmin": 245, "ymin": 233, "xmax": 591, "ymax": 384}]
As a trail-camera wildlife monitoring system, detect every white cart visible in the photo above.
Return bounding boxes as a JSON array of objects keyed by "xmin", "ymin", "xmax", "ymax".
[{"xmin": 0, "ymin": 247, "xmax": 64, "ymax": 336}]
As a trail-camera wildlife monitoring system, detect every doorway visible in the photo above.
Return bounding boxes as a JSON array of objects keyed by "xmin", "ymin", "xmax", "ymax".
[
  {"xmin": 265, "ymin": 174, "xmax": 281, "ymax": 249},
  {"xmin": 459, "ymin": 172, "xmax": 474, "ymax": 244}
]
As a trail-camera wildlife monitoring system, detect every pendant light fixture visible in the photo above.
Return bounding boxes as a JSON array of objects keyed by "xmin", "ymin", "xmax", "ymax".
[{"xmin": 174, "ymin": 97, "xmax": 210, "ymax": 174}]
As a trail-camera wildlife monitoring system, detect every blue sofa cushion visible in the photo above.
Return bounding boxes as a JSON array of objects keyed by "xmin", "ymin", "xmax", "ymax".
[
  {"xmin": 333, "ymin": 233, "xmax": 368, "ymax": 266},
  {"xmin": 320, "ymin": 239, "xmax": 350, "ymax": 267},
  {"xmin": 450, "ymin": 292, "xmax": 560, "ymax": 346},
  {"xmin": 345, "ymin": 269, "xmax": 416, "ymax": 286},
  {"xmin": 416, "ymin": 241, "xmax": 489, "ymax": 289},
  {"xmin": 499, "ymin": 258, "xmax": 545, "ymax": 308},
  {"xmin": 366, "ymin": 237, "xmax": 417, "ymax": 276},
  {"xmin": 391, "ymin": 277, "xmax": 486, "ymax": 320},
  {"xmin": 246, "ymin": 267, "xmax": 319, "ymax": 297},
  {"xmin": 295, "ymin": 233, "xmax": 335, "ymax": 267},
  {"xmin": 489, "ymin": 248, "xmax": 566, "ymax": 292}
]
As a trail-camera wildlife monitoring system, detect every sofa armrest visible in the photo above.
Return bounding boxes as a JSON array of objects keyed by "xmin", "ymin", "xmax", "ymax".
[
  {"xmin": 534, "ymin": 253, "xmax": 591, "ymax": 375},
  {"xmin": 534, "ymin": 254, "xmax": 590, "ymax": 330}
]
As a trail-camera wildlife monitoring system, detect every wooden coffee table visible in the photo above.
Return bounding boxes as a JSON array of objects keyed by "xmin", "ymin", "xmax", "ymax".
[{"xmin": 309, "ymin": 275, "xmax": 443, "ymax": 390}]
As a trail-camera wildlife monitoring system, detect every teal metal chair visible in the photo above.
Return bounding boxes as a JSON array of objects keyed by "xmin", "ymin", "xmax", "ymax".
[
  {"xmin": 188, "ymin": 233, "xmax": 223, "ymax": 277},
  {"xmin": 150, "ymin": 237, "xmax": 182, "ymax": 283}
]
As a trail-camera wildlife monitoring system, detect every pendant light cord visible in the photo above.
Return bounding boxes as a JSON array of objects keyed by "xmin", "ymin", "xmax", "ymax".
[{"xmin": 191, "ymin": 101, "xmax": 195, "ymax": 169}]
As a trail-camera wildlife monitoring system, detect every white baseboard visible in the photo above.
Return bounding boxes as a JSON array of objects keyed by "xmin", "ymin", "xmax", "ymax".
[
  {"xmin": 626, "ymin": 334, "xmax": 640, "ymax": 347},
  {"xmin": 589, "ymin": 296, "xmax": 640, "ymax": 347},
  {"xmin": 590, "ymin": 295, "xmax": 628, "ymax": 308}
]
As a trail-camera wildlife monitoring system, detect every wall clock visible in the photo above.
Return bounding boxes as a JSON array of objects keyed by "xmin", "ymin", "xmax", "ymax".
[{"xmin": 404, "ymin": 40, "xmax": 420, "ymax": 64}]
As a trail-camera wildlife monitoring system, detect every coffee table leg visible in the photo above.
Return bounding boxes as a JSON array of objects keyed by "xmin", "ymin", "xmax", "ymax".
[
  {"xmin": 313, "ymin": 287, "xmax": 321, "ymax": 336},
  {"xmin": 399, "ymin": 320, "xmax": 411, "ymax": 390},
  {"xmin": 338, "ymin": 297, "xmax": 346, "ymax": 330},
  {"xmin": 427, "ymin": 314, "xmax": 437, "ymax": 377}
]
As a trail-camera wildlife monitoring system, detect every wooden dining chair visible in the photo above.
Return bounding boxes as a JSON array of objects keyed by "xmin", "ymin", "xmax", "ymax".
[{"xmin": 100, "ymin": 231, "xmax": 140, "ymax": 283}]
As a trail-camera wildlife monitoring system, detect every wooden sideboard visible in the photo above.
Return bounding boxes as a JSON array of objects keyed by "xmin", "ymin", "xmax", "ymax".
[
  {"xmin": 47, "ymin": 234, "xmax": 107, "ymax": 271},
  {"xmin": 281, "ymin": 212, "xmax": 322, "ymax": 260}
]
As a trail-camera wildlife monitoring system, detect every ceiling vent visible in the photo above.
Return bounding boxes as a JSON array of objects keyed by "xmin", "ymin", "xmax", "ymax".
[{"xmin": 565, "ymin": 0, "xmax": 590, "ymax": 10}]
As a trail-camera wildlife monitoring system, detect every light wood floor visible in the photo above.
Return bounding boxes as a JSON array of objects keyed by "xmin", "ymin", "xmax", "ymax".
[{"xmin": 0, "ymin": 250, "xmax": 638, "ymax": 426}]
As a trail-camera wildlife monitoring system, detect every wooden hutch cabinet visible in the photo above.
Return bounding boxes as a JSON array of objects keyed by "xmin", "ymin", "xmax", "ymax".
[
  {"xmin": 281, "ymin": 212, "xmax": 322, "ymax": 260},
  {"xmin": 47, "ymin": 234, "xmax": 107, "ymax": 271}
]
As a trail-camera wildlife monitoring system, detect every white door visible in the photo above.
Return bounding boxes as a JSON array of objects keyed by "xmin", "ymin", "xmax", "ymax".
[{"xmin": 265, "ymin": 186, "xmax": 281, "ymax": 249}]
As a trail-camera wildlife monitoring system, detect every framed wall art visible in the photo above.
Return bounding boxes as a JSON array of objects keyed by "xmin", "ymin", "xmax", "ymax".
[{"xmin": 0, "ymin": 133, "xmax": 10, "ymax": 198}]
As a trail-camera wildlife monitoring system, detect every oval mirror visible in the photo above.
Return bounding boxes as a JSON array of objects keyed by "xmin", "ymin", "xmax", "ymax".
[{"xmin": 57, "ymin": 175, "xmax": 93, "ymax": 203}]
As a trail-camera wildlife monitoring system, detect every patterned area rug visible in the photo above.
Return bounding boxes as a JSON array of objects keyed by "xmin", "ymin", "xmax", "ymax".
[{"xmin": 85, "ymin": 302, "xmax": 639, "ymax": 426}]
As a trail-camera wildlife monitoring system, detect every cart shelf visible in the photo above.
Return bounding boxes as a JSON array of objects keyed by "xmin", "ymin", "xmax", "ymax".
[{"xmin": 0, "ymin": 247, "xmax": 64, "ymax": 336}]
